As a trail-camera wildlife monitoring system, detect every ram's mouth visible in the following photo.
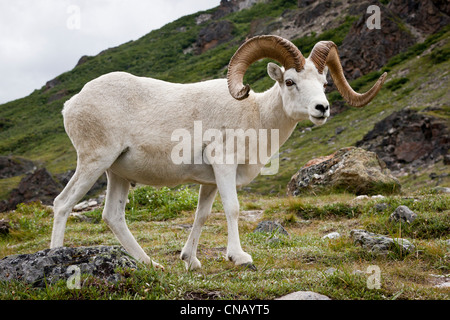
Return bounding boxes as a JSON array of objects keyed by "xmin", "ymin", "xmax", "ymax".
[{"xmin": 309, "ymin": 114, "xmax": 328, "ymax": 125}]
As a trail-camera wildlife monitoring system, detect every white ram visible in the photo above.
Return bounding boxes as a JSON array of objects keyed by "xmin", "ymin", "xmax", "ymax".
[{"xmin": 50, "ymin": 36, "xmax": 386, "ymax": 270}]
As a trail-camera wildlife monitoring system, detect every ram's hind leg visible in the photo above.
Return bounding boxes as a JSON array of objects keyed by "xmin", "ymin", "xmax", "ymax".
[
  {"xmin": 180, "ymin": 184, "xmax": 218, "ymax": 270},
  {"xmin": 51, "ymin": 160, "xmax": 109, "ymax": 248},
  {"xmin": 102, "ymin": 170, "xmax": 163, "ymax": 269}
]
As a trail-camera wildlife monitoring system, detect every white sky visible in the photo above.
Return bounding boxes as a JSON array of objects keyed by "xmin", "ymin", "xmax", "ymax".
[{"xmin": 0, "ymin": 0, "xmax": 216, "ymax": 104}]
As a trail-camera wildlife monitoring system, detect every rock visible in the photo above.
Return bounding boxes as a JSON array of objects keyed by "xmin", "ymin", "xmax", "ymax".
[
  {"xmin": 374, "ymin": 202, "xmax": 390, "ymax": 212},
  {"xmin": 287, "ymin": 147, "xmax": 401, "ymax": 196},
  {"xmin": 432, "ymin": 186, "xmax": 450, "ymax": 194},
  {"xmin": 429, "ymin": 274, "xmax": 450, "ymax": 289},
  {"xmin": 276, "ymin": 291, "xmax": 331, "ymax": 300},
  {"xmin": 212, "ymin": 0, "xmax": 265, "ymax": 19},
  {"xmin": 356, "ymin": 108, "xmax": 450, "ymax": 175},
  {"xmin": 253, "ymin": 221, "xmax": 289, "ymax": 236},
  {"xmin": 434, "ymin": 282, "xmax": 450, "ymax": 289},
  {"xmin": 1, "ymin": 168, "xmax": 63, "ymax": 212},
  {"xmin": 0, "ymin": 246, "xmax": 137, "ymax": 287},
  {"xmin": 73, "ymin": 201, "xmax": 90, "ymax": 212},
  {"xmin": 239, "ymin": 210, "xmax": 263, "ymax": 222},
  {"xmin": 193, "ymin": 20, "xmax": 234, "ymax": 54},
  {"xmin": 44, "ymin": 77, "xmax": 61, "ymax": 91},
  {"xmin": 324, "ymin": 267, "xmax": 337, "ymax": 274},
  {"xmin": 350, "ymin": 229, "xmax": 415, "ymax": 255},
  {"xmin": 338, "ymin": 4, "xmax": 417, "ymax": 81},
  {"xmin": 322, "ymin": 232, "xmax": 341, "ymax": 240},
  {"xmin": 195, "ymin": 13, "xmax": 212, "ymax": 25},
  {"xmin": 337, "ymin": 0, "xmax": 450, "ymax": 82},
  {"xmin": 0, "ymin": 156, "xmax": 35, "ymax": 179},
  {"xmin": 388, "ymin": 0, "xmax": 450, "ymax": 34},
  {"xmin": 0, "ymin": 219, "xmax": 10, "ymax": 235},
  {"xmin": 390, "ymin": 205, "xmax": 417, "ymax": 223}
]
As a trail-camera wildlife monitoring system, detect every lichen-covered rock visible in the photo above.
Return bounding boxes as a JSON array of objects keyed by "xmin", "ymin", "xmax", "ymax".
[
  {"xmin": 253, "ymin": 221, "xmax": 289, "ymax": 236},
  {"xmin": 287, "ymin": 147, "xmax": 401, "ymax": 196},
  {"xmin": 350, "ymin": 229, "xmax": 415, "ymax": 255},
  {"xmin": 356, "ymin": 108, "xmax": 450, "ymax": 175},
  {"xmin": 0, "ymin": 246, "xmax": 137, "ymax": 287},
  {"xmin": 390, "ymin": 205, "xmax": 417, "ymax": 224}
]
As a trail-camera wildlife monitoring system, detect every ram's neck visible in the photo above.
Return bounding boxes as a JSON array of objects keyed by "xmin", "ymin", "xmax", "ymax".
[{"xmin": 254, "ymin": 84, "xmax": 298, "ymax": 148}]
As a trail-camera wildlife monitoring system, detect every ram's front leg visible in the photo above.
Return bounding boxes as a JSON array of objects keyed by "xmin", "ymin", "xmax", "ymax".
[{"xmin": 213, "ymin": 163, "xmax": 254, "ymax": 269}]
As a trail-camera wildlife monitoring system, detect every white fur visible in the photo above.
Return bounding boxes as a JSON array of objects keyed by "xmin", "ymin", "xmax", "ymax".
[{"xmin": 50, "ymin": 58, "xmax": 329, "ymax": 270}]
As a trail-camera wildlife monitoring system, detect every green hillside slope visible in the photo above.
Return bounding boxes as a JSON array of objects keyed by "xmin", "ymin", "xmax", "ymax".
[{"xmin": 0, "ymin": 0, "xmax": 449, "ymax": 198}]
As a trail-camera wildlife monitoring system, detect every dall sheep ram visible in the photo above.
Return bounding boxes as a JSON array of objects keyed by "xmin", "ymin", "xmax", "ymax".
[{"xmin": 50, "ymin": 35, "xmax": 386, "ymax": 270}]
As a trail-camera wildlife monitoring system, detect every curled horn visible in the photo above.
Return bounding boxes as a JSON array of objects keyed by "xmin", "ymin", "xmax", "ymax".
[
  {"xmin": 309, "ymin": 41, "xmax": 387, "ymax": 108},
  {"xmin": 227, "ymin": 35, "xmax": 305, "ymax": 100}
]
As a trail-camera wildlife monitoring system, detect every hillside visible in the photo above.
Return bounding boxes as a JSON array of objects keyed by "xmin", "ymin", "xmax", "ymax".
[{"xmin": 0, "ymin": 0, "xmax": 449, "ymax": 201}]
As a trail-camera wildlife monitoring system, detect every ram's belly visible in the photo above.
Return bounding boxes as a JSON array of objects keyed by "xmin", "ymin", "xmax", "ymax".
[
  {"xmin": 109, "ymin": 145, "xmax": 216, "ymax": 187},
  {"xmin": 108, "ymin": 143, "xmax": 264, "ymax": 188}
]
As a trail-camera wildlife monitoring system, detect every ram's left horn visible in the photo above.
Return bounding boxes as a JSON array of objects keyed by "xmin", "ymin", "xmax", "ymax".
[{"xmin": 309, "ymin": 41, "xmax": 387, "ymax": 108}]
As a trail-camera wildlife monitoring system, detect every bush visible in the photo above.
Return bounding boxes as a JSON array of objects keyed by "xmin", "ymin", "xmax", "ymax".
[
  {"xmin": 290, "ymin": 201, "xmax": 361, "ymax": 220},
  {"xmin": 384, "ymin": 77, "xmax": 409, "ymax": 91},
  {"xmin": 126, "ymin": 186, "xmax": 198, "ymax": 221},
  {"xmin": 430, "ymin": 47, "xmax": 450, "ymax": 64}
]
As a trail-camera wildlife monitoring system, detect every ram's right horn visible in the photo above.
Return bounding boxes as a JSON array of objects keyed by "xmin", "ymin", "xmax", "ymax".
[{"xmin": 227, "ymin": 35, "xmax": 306, "ymax": 100}]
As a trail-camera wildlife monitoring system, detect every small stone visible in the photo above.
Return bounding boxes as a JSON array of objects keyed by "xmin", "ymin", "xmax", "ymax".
[
  {"xmin": 324, "ymin": 267, "xmax": 337, "ymax": 274},
  {"xmin": 390, "ymin": 205, "xmax": 417, "ymax": 223},
  {"xmin": 87, "ymin": 200, "xmax": 98, "ymax": 207},
  {"xmin": 253, "ymin": 221, "xmax": 289, "ymax": 236},
  {"xmin": 434, "ymin": 282, "xmax": 450, "ymax": 289},
  {"xmin": 73, "ymin": 201, "xmax": 89, "ymax": 211},
  {"xmin": 276, "ymin": 291, "xmax": 331, "ymax": 300},
  {"xmin": 432, "ymin": 187, "xmax": 450, "ymax": 194},
  {"xmin": 374, "ymin": 202, "xmax": 389, "ymax": 212},
  {"xmin": 350, "ymin": 229, "xmax": 415, "ymax": 254},
  {"xmin": 322, "ymin": 232, "xmax": 341, "ymax": 240}
]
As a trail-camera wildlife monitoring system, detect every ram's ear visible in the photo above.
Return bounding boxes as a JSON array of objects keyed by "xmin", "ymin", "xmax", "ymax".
[{"xmin": 267, "ymin": 62, "xmax": 284, "ymax": 83}]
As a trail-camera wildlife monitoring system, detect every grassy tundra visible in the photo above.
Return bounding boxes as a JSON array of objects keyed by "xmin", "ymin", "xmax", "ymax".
[{"xmin": 1, "ymin": 187, "xmax": 448, "ymax": 300}]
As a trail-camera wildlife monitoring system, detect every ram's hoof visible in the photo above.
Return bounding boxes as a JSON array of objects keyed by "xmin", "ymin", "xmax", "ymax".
[
  {"xmin": 151, "ymin": 260, "xmax": 165, "ymax": 271},
  {"xmin": 238, "ymin": 262, "xmax": 257, "ymax": 271}
]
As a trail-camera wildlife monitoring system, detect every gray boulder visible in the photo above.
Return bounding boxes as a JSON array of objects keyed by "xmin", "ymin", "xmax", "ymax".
[
  {"xmin": 350, "ymin": 229, "xmax": 415, "ymax": 255},
  {"xmin": 254, "ymin": 221, "xmax": 289, "ymax": 236},
  {"xmin": 287, "ymin": 147, "xmax": 401, "ymax": 196},
  {"xmin": 390, "ymin": 205, "xmax": 417, "ymax": 223},
  {"xmin": 0, "ymin": 246, "xmax": 137, "ymax": 287}
]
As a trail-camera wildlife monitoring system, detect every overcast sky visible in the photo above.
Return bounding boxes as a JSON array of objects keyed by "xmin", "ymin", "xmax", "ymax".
[{"xmin": 0, "ymin": 0, "xmax": 216, "ymax": 104}]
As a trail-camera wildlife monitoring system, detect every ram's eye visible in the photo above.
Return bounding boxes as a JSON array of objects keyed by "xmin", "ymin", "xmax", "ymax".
[{"xmin": 285, "ymin": 79, "xmax": 295, "ymax": 87}]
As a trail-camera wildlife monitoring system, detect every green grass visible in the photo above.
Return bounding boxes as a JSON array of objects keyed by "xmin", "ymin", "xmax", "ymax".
[
  {"xmin": 0, "ymin": 190, "xmax": 448, "ymax": 300},
  {"xmin": 126, "ymin": 186, "xmax": 199, "ymax": 221}
]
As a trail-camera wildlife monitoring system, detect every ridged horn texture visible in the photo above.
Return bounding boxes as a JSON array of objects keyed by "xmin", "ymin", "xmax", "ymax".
[
  {"xmin": 309, "ymin": 41, "xmax": 387, "ymax": 108},
  {"xmin": 227, "ymin": 35, "xmax": 305, "ymax": 100}
]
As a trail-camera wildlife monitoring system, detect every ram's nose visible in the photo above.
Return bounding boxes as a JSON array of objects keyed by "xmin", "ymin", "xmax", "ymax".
[{"xmin": 315, "ymin": 104, "xmax": 329, "ymax": 115}]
